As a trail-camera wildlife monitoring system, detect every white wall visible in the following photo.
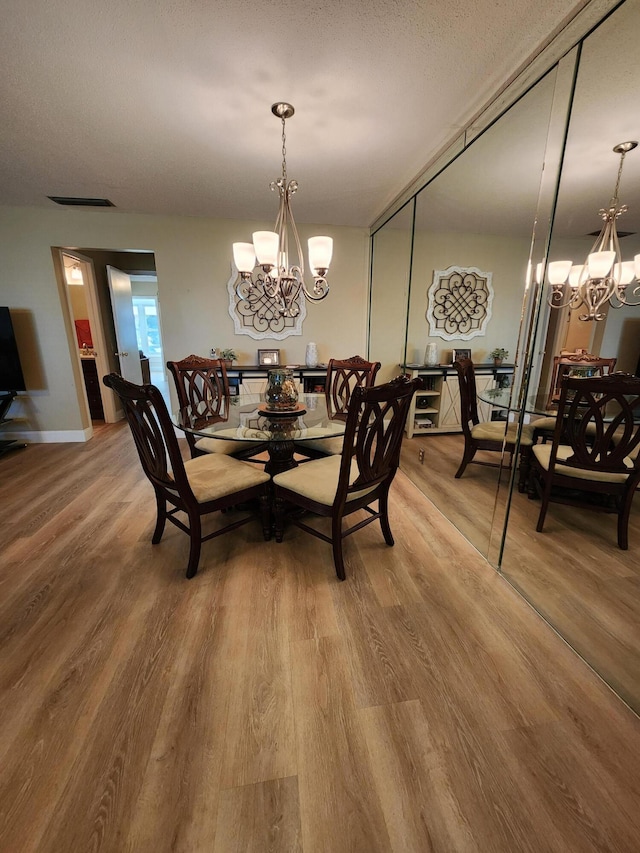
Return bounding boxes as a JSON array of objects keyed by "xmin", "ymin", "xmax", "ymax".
[{"xmin": 0, "ymin": 205, "xmax": 369, "ymax": 437}]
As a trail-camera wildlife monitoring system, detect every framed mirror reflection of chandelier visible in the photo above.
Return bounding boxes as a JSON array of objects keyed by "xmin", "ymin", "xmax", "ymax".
[{"xmin": 368, "ymin": 0, "xmax": 640, "ymax": 715}]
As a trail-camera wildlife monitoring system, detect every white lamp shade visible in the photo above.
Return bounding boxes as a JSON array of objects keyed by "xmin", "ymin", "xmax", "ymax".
[
  {"xmin": 308, "ymin": 236, "xmax": 333, "ymax": 273},
  {"xmin": 547, "ymin": 260, "xmax": 572, "ymax": 285},
  {"xmin": 587, "ymin": 251, "xmax": 615, "ymax": 279},
  {"xmin": 615, "ymin": 261, "xmax": 635, "ymax": 285},
  {"xmin": 233, "ymin": 242, "xmax": 256, "ymax": 273},
  {"xmin": 252, "ymin": 231, "xmax": 279, "ymax": 267},
  {"xmin": 635, "ymin": 254, "xmax": 640, "ymax": 279},
  {"xmin": 568, "ymin": 264, "xmax": 584, "ymax": 288}
]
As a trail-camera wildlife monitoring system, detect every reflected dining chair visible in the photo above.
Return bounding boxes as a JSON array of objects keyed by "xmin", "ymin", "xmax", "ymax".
[
  {"xmin": 273, "ymin": 374, "xmax": 423, "ymax": 580},
  {"xmin": 453, "ymin": 357, "xmax": 534, "ymax": 492},
  {"xmin": 167, "ymin": 354, "xmax": 266, "ymax": 461},
  {"xmin": 103, "ymin": 373, "xmax": 271, "ymax": 578},
  {"xmin": 295, "ymin": 354, "xmax": 381, "ymax": 459},
  {"xmin": 529, "ymin": 373, "xmax": 640, "ymax": 550},
  {"xmin": 533, "ymin": 353, "xmax": 618, "ymax": 442}
]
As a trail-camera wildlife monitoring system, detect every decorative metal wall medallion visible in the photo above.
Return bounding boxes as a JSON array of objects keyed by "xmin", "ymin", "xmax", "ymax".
[
  {"xmin": 426, "ymin": 266, "xmax": 493, "ymax": 340},
  {"xmin": 227, "ymin": 268, "xmax": 306, "ymax": 340}
]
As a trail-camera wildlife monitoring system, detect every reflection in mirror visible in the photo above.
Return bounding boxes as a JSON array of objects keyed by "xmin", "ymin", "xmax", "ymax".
[
  {"xmin": 501, "ymin": 0, "xmax": 640, "ymax": 713},
  {"xmin": 396, "ymin": 69, "xmax": 559, "ymax": 560},
  {"xmin": 369, "ymin": 201, "xmax": 414, "ymax": 383}
]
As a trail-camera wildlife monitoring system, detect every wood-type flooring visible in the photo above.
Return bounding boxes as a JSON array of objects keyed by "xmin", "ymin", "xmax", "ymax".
[
  {"xmin": 401, "ymin": 433, "xmax": 640, "ymax": 713},
  {"xmin": 1, "ymin": 423, "xmax": 639, "ymax": 852}
]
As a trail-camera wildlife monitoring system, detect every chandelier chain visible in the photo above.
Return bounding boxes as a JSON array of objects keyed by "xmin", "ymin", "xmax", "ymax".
[
  {"xmin": 281, "ymin": 116, "xmax": 288, "ymax": 183},
  {"xmin": 612, "ymin": 148, "xmax": 626, "ymax": 203}
]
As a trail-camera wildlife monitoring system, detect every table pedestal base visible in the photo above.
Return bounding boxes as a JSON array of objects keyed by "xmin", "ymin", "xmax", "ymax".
[{"xmin": 265, "ymin": 439, "xmax": 298, "ymax": 477}]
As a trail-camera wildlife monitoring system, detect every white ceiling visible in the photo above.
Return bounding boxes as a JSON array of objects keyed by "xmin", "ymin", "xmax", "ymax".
[{"xmin": 0, "ymin": 0, "xmax": 589, "ymax": 228}]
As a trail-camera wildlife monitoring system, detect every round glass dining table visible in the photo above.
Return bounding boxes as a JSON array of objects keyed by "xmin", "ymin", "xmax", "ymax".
[
  {"xmin": 173, "ymin": 393, "xmax": 346, "ymax": 476},
  {"xmin": 477, "ymin": 387, "xmax": 550, "ymax": 415}
]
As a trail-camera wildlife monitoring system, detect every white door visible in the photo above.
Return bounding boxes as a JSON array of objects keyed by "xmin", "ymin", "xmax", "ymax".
[{"xmin": 107, "ymin": 266, "xmax": 143, "ymax": 384}]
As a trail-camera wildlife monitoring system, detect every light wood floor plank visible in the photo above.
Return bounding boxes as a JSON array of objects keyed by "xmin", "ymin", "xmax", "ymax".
[
  {"xmin": 291, "ymin": 635, "xmax": 392, "ymax": 852},
  {"xmin": 214, "ymin": 776, "xmax": 302, "ymax": 853}
]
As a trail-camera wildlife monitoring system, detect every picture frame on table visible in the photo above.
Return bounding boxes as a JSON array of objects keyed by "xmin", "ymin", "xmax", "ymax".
[
  {"xmin": 452, "ymin": 348, "xmax": 472, "ymax": 363},
  {"xmin": 258, "ymin": 349, "xmax": 280, "ymax": 366}
]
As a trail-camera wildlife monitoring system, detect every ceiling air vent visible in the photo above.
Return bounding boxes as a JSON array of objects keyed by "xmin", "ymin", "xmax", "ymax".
[
  {"xmin": 47, "ymin": 196, "xmax": 115, "ymax": 207},
  {"xmin": 587, "ymin": 229, "xmax": 634, "ymax": 238}
]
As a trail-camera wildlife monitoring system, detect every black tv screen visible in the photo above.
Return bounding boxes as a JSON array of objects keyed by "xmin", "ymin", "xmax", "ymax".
[{"xmin": 0, "ymin": 307, "xmax": 26, "ymax": 392}]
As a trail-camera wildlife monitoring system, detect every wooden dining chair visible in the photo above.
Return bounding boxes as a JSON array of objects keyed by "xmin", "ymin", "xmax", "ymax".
[
  {"xmin": 534, "ymin": 353, "xmax": 618, "ymax": 442},
  {"xmin": 546, "ymin": 353, "xmax": 617, "ymax": 409},
  {"xmin": 167, "ymin": 354, "xmax": 266, "ymax": 461},
  {"xmin": 295, "ymin": 354, "xmax": 381, "ymax": 459},
  {"xmin": 529, "ymin": 373, "xmax": 640, "ymax": 549},
  {"xmin": 273, "ymin": 374, "xmax": 423, "ymax": 580},
  {"xmin": 453, "ymin": 357, "xmax": 535, "ymax": 492},
  {"xmin": 103, "ymin": 373, "xmax": 271, "ymax": 578}
]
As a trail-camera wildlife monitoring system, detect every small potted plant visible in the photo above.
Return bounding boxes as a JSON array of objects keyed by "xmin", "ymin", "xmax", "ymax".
[
  {"xmin": 219, "ymin": 348, "xmax": 237, "ymax": 368},
  {"xmin": 489, "ymin": 347, "xmax": 508, "ymax": 366}
]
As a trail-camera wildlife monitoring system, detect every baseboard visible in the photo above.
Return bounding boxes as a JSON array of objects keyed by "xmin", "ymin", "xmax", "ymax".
[{"xmin": 1, "ymin": 427, "xmax": 93, "ymax": 443}]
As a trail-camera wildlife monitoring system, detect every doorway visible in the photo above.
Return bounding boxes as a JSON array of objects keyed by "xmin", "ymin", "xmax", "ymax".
[{"xmin": 55, "ymin": 247, "xmax": 169, "ymax": 435}]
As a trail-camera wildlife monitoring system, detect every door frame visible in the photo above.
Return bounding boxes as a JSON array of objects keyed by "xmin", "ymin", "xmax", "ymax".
[{"xmin": 54, "ymin": 248, "xmax": 120, "ymax": 425}]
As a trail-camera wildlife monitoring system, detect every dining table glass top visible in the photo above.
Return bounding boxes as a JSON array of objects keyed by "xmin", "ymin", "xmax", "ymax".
[
  {"xmin": 478, "ymin": 387, "xmax": 551, "ymax": 415},
  {"xmin": 173, "ymin": 392, "xmax": 347, "ymax": 444}
]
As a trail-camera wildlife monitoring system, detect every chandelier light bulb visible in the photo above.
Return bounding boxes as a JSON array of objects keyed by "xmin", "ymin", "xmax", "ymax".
[
  {"xmin": 252, "ymin": 231, "xmax": 279, "ymax": 268},
  {"xmin": 308, "ymin": 236, "xmax": 333, "ymax": 274},
  {"xmin": 587, "ymin": 251, "xmax": 615, "ymax": 279},
  {"xmin": 635, "ymin": 254, "xmax": 640, "ymax": 279},
  {"xmin": 568, "ymin": 264, "xmax": 584, "ymax": 289},
  {"xmin": 615, "ymin": 261, "xmax": 635, "ymax": 286},
  {"xmin": 547, "ymin": 260, "xmax": 572, "ymax": 285},
  {"xmin": 233, "ymin": 242, "xmax": 256, "ymax": 273}
]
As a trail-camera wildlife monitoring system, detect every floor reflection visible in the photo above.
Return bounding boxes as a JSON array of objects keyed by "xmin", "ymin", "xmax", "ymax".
[{"xmin": 401, "ymin": 433, "xmax": 640, "ymax": 713}]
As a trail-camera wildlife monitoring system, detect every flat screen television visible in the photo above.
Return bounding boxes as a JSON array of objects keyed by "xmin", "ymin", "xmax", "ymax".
[{"xmin": 0, "ymin": 307, "xmax": 26, "ymax": 392}]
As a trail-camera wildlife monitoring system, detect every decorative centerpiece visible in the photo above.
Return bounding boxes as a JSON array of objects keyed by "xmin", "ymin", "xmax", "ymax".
[{"xmin": 264, "ymin": 368, "xmax": 300, "ymax": 411}]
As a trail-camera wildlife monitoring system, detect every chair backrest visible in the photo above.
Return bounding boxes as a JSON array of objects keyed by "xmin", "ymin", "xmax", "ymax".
[
  {"xmin": 547, "ymin": 353, "xmax": 617, "ymax": 408},
  {"xmin": 167, "ymin": 354, "xmax": 230, "ymax": 418},
  {"xmin": 103, "ymin": 372, "xmax": 193, "ymax": 499},
  {"xmin": 453, "ymin": 357, "xmax": 480, "ymax": 436},
  {"xmin": 167, "ymin": 354, "xmax": 231, "ymax": 452},
  {"xmin": 550, "ymin": 373, "xmax": 640, "ymax": 479},
  {"xmin": 325, "ymin": 355, "xmax": 381, "ymax": 420},
  {"xmin": 335, "ymin": 374, "xmax": 423, "ymax": 505}
]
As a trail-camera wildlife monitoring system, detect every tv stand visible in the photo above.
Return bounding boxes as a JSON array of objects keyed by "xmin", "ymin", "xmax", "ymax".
[{"xmin": 0, "ymin": 391, "xmax": 27, "ymax": 457}]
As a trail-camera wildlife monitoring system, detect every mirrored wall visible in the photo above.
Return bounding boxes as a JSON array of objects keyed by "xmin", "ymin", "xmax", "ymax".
[
  {"xmin": 369, "ymin": 0, "xmax": 640, "ymax": 714},
  {"xmin": 500, "ymin": 0, "xmax": 640, "ymax": 713}
]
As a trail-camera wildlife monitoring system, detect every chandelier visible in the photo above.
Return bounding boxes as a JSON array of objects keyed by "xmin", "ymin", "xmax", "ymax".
[
  {"xmin": 232, "ymin": 103, "xmax": 333, "ymax": 319},
  {"xmin": 545, "ymin": 141, "xmax": 640, "ymax": 321}
]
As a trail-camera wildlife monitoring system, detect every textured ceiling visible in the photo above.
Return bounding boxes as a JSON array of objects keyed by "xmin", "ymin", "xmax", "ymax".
[{"xmin": 0, "ymin": 0, "xmax": 590, "ymax": 228}]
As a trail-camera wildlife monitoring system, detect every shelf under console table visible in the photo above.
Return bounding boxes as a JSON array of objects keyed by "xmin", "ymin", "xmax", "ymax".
[
  {"xmin": 225, "ymin": 365, "xmax": 329, "ymax": 396},
  {"xmin": 401, "ymin": 363, "xmax": 515, "ymax": 437}
]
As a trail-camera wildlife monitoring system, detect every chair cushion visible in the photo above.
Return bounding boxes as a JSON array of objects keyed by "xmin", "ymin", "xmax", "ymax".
[
  {"xmin": 194, "ymin": 436, "xmax": 264, "ymax": 455},
  {"xmin": 181, "ymin": 454, "xmax": 270, "ymax": 502},
  {"xmin": 273, "ymin": 455, "xmax": 378, "ymax": 506},
  {"xmin": 295, "ymin": 435, "xmax": 344, "ymax": 456},
  {"xmin": 471, "ymin": 421, "xmax": 535, "ymax": 446},
  {"xmin": 532, "ymin": 416, "xmax": 557, "ymax": 432},
  {"xmin": 532, "ymin": 443, "xmax": 634, "ymax": 484}
]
